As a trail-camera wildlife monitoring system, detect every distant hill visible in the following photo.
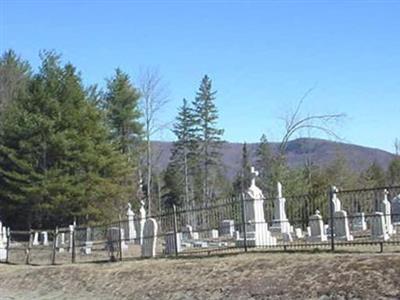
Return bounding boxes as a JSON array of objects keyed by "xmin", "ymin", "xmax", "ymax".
[{"xmin": 151, "ymin": 138, "xmax": 396, "ymax": 180}]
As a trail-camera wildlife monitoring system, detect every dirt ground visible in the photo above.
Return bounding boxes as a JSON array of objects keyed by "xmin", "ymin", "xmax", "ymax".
[{"xmin": 0, "ymin": 252, "xmax": 400, "ymax": 300}]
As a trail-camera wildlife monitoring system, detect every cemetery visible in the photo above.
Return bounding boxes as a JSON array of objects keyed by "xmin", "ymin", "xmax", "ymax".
[{"xmin": 1, "ymin": 167, "xmax": 399, "ymax": 266}]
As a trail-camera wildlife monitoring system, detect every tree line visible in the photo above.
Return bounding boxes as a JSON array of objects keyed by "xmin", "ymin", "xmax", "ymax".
[{"xmin": 0, "ymin": 49, "xmax": 399, "ymax": 229}]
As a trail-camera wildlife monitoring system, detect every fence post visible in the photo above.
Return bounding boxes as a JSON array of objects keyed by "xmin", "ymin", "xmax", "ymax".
[
  {"xmin": 5, "ymin": 228, "xmax": 10, "ymax": 264},
  {"xmin": 329, "ymin": 186, "xmax": 335, "ymax": 252},
  {"xmin": 118, "ymin": 216, "xmax": 123, "ymax": 262},
  {"xmin": 240, "ymin": 193, "xmax": 248, "ymax": 252},
  {"xmin": 172, "ymin": 204, "xmax": 179, "ymax": 257},
  {"xmin": 71, "ymin": 226, "xmax": 76, "ymax": 264},
  {"xmin": 51, "ymin": 227, "xmax": 58, "ymax": 265},
  {"xmin": 25, "ymin": 229, "xmax": 32, "ymax": 265}
]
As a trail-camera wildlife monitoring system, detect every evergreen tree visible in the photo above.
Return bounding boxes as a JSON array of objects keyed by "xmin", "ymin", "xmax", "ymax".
[
  {"xmin": 165, "ymin": 98, "xmax": 197, "ymax": 206},
  {"xmin": 256, "ymin": 134, "xmax": 274, "ymax": 195},
  {"xmin": 0, "ymin": 52, "xmax": 134, "ymax": 229},
  {"xmin": 233, "ymin": 143, "xmax": 252, "ymax": 194},
  {"xmin": 360, "ymin": 161, "xmax": 386, "ymax": 188},
  {"xmin": 192, "ymin": 75, "xmax": 224, "ymax": 202},
  {"xmin": 387, "ymin": 158, "xmax": 400, "ymax": 186},
  {"xmin": 0, "ymin": 50, "xmax": 31, "ymax": 115},
  {"xmin": 104, "ymin": 69, "xmax": 142, "ymax": 154}
]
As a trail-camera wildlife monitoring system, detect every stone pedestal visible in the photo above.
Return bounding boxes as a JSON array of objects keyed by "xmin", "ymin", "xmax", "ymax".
[{"xmin": 270, "ymin": 182, "xmax": 291, "ymax": 234}]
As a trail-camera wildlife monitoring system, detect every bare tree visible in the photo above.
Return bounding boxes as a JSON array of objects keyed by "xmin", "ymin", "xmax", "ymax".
[
  {"xmin": 138, "ymin": 67, "xmax": 170, "ymax": 215},
  {"xmin": 279, "ymin": 87, "xmax": 345, "ymax": 154},
  {"xmin": 273, "ymin": 88, "xmax": 346, "ymax": 182}
]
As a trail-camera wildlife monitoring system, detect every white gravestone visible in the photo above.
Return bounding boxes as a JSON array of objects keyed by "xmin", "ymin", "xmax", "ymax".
[
  {"xmin": 334, "ymin": 210, "xmax": 353, "ymax": 241},
  {"xmin": 331, "ymin": 186, "xmax": 341, "ymax": 212},
  {"xmin": 120, "ymin": 228, "xmax": 128, "ymax": 250},
  {"xmin": 41, "ymin": 231, "xmax": 49, "ymax": 246},
  {"xmin": 294, "ymin": 228, "xmax": 303, "ymax": 239},
  {"xmin": 56, "ymin": 232, "xmax": 65, "ymax": 253},
  {"xmin": 391, "ymin": 194, "xmax": 400, "ymax": 224},
  {"xmin": 68, "ymin": 225, "xmax": 74, "ymax": 253},
  {"xmin": 2, "ymin": 226, "xmax": 6, "ymax": 244},
  {"xmin": 270, "ymin": 182, "xmax": 291, "ymax": 233},
  {"xmin": 236, "ymin": 167, "xmax": 276, "ymax": 247},
  {"xmin": 308, "ymin": 210, "xmax": 327, "ymax": 242},
  {"xmin": 141, "ymin": 218, "xmax": 158, "ymax": 258},
  {"xmin": 306, "ymin": 226, "xmax": 311, "ymax": 237},
  {"xmin": 182, "ymin": 224, "xmax": 193, "ymax": 240},
  {"xmin": 351, "ymin": 212, "xmax": 367, "ymax": 231},
  {"xmin": 82, "ymin": 227, "xmax": 92, "ymax": 255},
  {"xmin": 371, "ymin": 212, "xmax": 389, "ymax": 241},
  {"xmin": 33, "ymin": 231, "xmax": 39, "ymax": 246},
  {"xmin": 165, "ymin": 232, "xmax": 182, "ymax": 255},
  {"xmin": 126, "ymin": 203, "xmax": 136, "ymax": 243},
  {"xmin": 381, "ymin": 190, "xmax": 394, "ymax": 235},
  {"xmin": 219, "ymin": 220, "xmax": 235, "ymax": 237},
  {"xmin": 0, "ymin": 221, "xmax": 2, "ymax": 242},
  {"xmin": 210, "ymin": 229, "xmax": 219, "ymax": 239},
  {"xmin": 136, "ymin": 201, "xmax": 146, "ymax": 245}
]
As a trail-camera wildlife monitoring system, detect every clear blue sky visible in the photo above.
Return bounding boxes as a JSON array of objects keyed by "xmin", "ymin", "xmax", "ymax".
[{"xmin": 1, "ymin": 0, "xmax": 399, "ymax": 153}]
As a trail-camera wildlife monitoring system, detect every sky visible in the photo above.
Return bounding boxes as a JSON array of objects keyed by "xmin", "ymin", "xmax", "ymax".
[{"xmin": 1, "ymin": 0, "xmax": 399, "ymax": 153}]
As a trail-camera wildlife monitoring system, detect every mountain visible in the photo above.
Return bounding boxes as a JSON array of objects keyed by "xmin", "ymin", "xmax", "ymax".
[{"xmin": 151, "ymin": 138, "xmax": 396, "ymax": 180}]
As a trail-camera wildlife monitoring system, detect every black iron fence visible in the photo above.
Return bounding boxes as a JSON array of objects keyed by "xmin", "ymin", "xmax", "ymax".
[{"xmin": 1, "ymin": 185, "xmax": 400, "ymax": 265}]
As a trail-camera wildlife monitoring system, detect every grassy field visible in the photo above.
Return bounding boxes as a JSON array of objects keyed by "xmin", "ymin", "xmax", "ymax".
[{"xmin": 1, "ymin": 251, "xmax": 400, "ymax": 300}]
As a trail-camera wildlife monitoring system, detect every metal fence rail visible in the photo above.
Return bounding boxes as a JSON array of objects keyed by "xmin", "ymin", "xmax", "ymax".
[{"xmin": 2, "ymin": 185, "xmax": 400, "ymax": 265}]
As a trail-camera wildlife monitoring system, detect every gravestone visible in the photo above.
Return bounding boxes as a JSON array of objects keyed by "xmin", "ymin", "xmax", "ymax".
[
  {"xmin": 270, "ymin": 182, "xmax": 291, "ymax": 233},
  {"xmin": 391, "ymin": 194, "xmax": 400, "ymax": 224},
  {"xmin": 308, "ymin": 210, "xmax": 327, "ymax": 242},
  {"xmin": 331, "ymin": 186, "xmax": 341, "ymax": 212},
  {"xmin": 182, "ymin": 224, "xmax": 193, "ymax": 240},
  {"xmin": 2, "ymin": 226, "xmax": 6, "ymax": 244},
  {"xmin": 351, "ymin": 212, "xmax": 367, "ymax": 231},
  {"xmin": 33, "ymin": 232, "xmax": 39, "ymax": 246},
  {"xmin": 120, "ymin": 228, "xmax": 128, "ymax": 250},
  {"xmin": 210, "ymin": 229, "xmax": 219, "ymax": 239},
  {"xmin": 371, "ymin": 212, "xmax": 389, "ymax": 241},
  {"xmin": 0, "ymin": 239, "xmax": 6, "ymax": 261},
  {"xmin": 219, "ymin": 220, "xmax": 235, "ymax": 237},
  {"xmin": 381, "ymin": 190, "xmax": 394, "ymax": 234},
  {"xmin": 0, "ymin": 221, "xmax": 2, "ymax": 242},
  {"xmin": 68, "ymin": 225, "xmax": 74, "ymax": 253},
  {"xmin": 165, "ymin": 232, "xmax": 182, "ymax": 255},
  {"xmin": 41, "ymin": 231, "xmax": 49, "ymax": 246},
  {"xmin": 294, "ymin": 228, "xmax": 303, "ymax": 239},
  {"xmin": 306, "ymin": 226, "xmax": 311, "ymax": 237},
  {"xmin": 236, "ymin": 167, "xmax": 276, "ymax": 247},
  {"xmin": 141, "ymin": 218, "xmax": 158, "ymax": 258},
  {"xmin": 334, "ymin": 210, "xmax": 353, "ymax": 241},
  {"xmin": 82, "ymin": 227, "xmax": 92, "ymax": 255},
  {"xmin": 56, "ymin": 232, "xmax": 65, "ymax": 253},
  {"xmin": 126, "ymin": 203, "xmax": 136, "ymax": 243}
]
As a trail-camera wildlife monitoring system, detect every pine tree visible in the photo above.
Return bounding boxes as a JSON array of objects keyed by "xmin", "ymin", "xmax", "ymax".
[
  {"xmin": 387, "ymin": 158, "xmax": 400, "ymax": 186},
  {"xmin": 0, "ymin": 50, "xmax": 31, "ymax": 115},
  {"xmin": 233, "ymin": 142, "xmax": 252, "ymax": 194},
  {"xmin": 256, "ymin": 134, "xmax": 274, "ymax": 195},
  {"xmin": 165, "ymin": 98, "xmax": 197, "ymax": 206},
  {"xmin": 360, "ymin": 161, "xmax": 386, "ymax": 188},
  {"xmin": 0, "ymin": 52, "xmax": 134, "ymax": 229},
  {"xmin": 104, "ymin": 68, "xmax": 142, "ymax": 155},
  {"xmin": 192, "ymin": 75, "xmax": 224, "ymax": 202}
]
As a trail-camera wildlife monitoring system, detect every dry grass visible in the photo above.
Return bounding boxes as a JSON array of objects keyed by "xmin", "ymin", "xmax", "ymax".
[{"xmin": 1, "ymin": 252, "xmax": 400, "ymax": 300}]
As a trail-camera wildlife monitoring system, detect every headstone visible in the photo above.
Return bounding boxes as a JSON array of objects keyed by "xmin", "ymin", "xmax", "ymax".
[
  {"xmin": 270, "ymin": 182, "xmax": 291, "ymax": 233},
  {"xmin": 351, "ymin": 212, "xmax": 367, "ymax": 231},
  {"xmin": 82, "ymin": 227, "xmax": 92, "ymax": 255},
  {"xmin": 334, "ymin": 210, "xmax": 353, "ymax": 241},
  {"xmin": 139, "ymin": 201, "xmax": 146, "ymax": 245},
  {"xmin": 306, "ymin": 226, "xmax": 311, "ymax": 237},
  {"xmin": 331, "ymin": 186, "xmax": 341, "ymax": 212},
  {"xmin": 381, "ymin": 189, "xmax": 394, "ymax": 234},
  {"xmin": 0, "ymin": 239, "xmax": 6, "ymax": 261},
  {"xmin": 192, "ymin": 232, "xmax": 199, "ymax": 240},
  {"xmin": 33, "ymin": 231, "xmax": 39, "ymax": 246},
  {"xmin": 391, "ymin": 194, "xmax": 400, "ymax": 224},
  {"xmin": 56, "ymin": 232, "xmax": 65, "ymax": 253},
  {"xmin": 120, "ymin": 228, "xmax": 128, "ymax": 250},
  {"xmin": 141, "ymin": 218, "xmax": 158, "ymax": 258},
  {"xmin": 371, "ymin": 212, "xmax": 389, "ymax": 241},
  {"xmin": 126, "ymin": 203, "xmax": 136, "ymax": 243},
  {"xmin": 1, "ymin": 226, "xmax": 6, "ymax": 243},
  {"xmin": 0, "ymin": 221, "xmax": 2, "ymax": 242},
  {"xmin": 165, "ymin": 232, "xmax": 182, "ymax": 255},
  {"xmin": 68, "ymin": 225, "xmax": 74, "ymax": 253},
  {"xmin": 219, "ymin": 220, "xmax": 235, "ymax": 237},
  {"xmin": 210, "ymin": 229, "xmax": 219, "ymax": 239},
  {"xmin": 308, "ymin": 210, "xmax": 327, "ymax": 242},
  {"xmin": 41, "ymin": 231, "xmax": 49, "ymax": 246},
  {"xmin": 294, "ymin": 228, "xmax": 303, "ymax": 239},
  {"xmin": 236, "ymin": 167, "xmax": 276, "ymax": 247},
  {"xmin": 182, "ymin": 225, "xmax": 193, "ymax": 240}
]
